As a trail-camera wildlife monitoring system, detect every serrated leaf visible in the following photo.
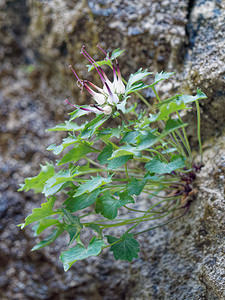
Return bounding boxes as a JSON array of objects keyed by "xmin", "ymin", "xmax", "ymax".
[
  {"xmin": 47, "ymin": 121, "xmax": 85, "ymax": 132},
  {"xmin": 107, "ymin": 233, "xmax": 140, "ymax": 261},
  {"xmin": 118, "ymin": 191, "xmax": 135, "ymax": 206},
  {"xmin": 97, "ymin": 144, "xmax": 113, "ymax": 164},
  {"xmin": 47, "ymin": 136, "xmax": 78, "ymax": 155},
  {"xmin": 60, "ymin": 237, "xmax": 105, "ymax": 271},
  {"xmin": 43, "ymin": 169, "xmax": 77, "ymax": 196},
  {"xmin": 64, "ymin": 189, "xmax": 101, "ymax": 212},
  {"xmin": 74, "ymin": 176, "xmax": 112, "ymax": 197},
  {"xmin": 152, "ymin": 71, "xmax": 174, "ymax": 86},
  {"xmin": 95, "ymin": 191, "xmax": 119, "ymax": 219},
  {"xmin": 58, "ymin": 143, "xmax": 97, "ymax": 166},
  {"xmin": 125, "ymin": 68, "xmax": 152, "ymax": 95},
  {"xmin": 31, "ymin": 227, "xmax": 64, "ymax": 251},
  {"xmin": 145, "ymin": 155, "xmax": 185, "ymax": 174},
  {"xmin": 96, "ymin": 190, "xmax": 134, "ymax": 219},
  {"xmin": 151, "ymin": 90, "xmax": 207, "ymax": 121},
  {"xmin": 81, "ymin": 115, "xmax": 108, "ymax": 139},
  {"xmin": 20, "ymin": 197, "xmax": 57, "ymax": 229},
  {"xmin": 127, "ymin": 178, "xmax": 147, "ymax": 195},
  {"xmin": 107, "ymin": 155, "xmax": 133, "ymax": 170},
  {"xmin": 18, "ymin": 163, "xmax": 55, "ymax": 193}
]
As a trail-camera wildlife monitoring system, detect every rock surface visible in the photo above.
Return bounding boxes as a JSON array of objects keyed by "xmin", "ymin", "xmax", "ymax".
[{"xmin": 0, "ymin": 0, "xmax": 224, "ymax": 299}]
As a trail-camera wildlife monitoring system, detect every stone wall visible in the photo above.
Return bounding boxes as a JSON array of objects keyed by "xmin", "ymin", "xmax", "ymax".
[{"xmin": 0, "ymin": 0, "xmax": 224, "ymax": 299}]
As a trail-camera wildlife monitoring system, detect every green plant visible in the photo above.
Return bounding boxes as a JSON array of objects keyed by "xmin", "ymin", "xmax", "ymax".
[{"xmin": 18, "ymin": 46, "xmax": 206, "ymax": 271}]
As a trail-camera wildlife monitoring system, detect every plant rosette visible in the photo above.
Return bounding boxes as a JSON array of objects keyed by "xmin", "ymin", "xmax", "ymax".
[{"xmin": 18, "ymin": 46, "xmax": 207, "ymax": 271}]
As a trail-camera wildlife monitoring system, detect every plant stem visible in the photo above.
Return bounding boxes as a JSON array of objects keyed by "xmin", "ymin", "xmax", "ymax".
[
  {"xmin": 151, "ymin": 85, "xmax": 161, "ymax": 103},
  {"xmin": 196, "ymin": 100, "xmax": 203, "ymax": 163},
  {"xmin": 176, "ymin": 111, "xmax": 192, "ymax": 161}
]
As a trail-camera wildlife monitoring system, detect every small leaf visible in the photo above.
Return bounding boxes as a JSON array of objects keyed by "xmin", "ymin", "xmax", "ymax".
[
  {"xmin": 127, "ymin": 178, "xmax": 146, "ymax": 196},
  {"xmin": 47, "ymin": 121, "xmax": 85, "ymax": 132},
  {"xmin": 58, "ymin": 143, "xmax": 97, "ymax": 165},
  {"xmin": 97, "ymin": 144, "xmax": 113, "ymax": 164},
  {"xmin": 60, "ymin": 237, "xmax": 105, "ymax": 271},
  {"xmin": 64, "ymin": 189, "xmax": 101, "ymax": 212},
  {"xmin": 118, "ymin": 191, "xmax": 135, "ymax": 206},
  {"xmin": 81, "ymin": 115, "xmax": 108, "ymax": 139},
  {"xmin": 69, "ymin": 106, "xmax": 92, "ymax": 120},
  {"xmin": 110, "ymin": 48, "xmax": 125, "ymax": 60},
  {"xmin": 96, "ymin": 190, "xmax": 134, "ymax": 220},
  {"xmin": 74, "ymin": 176, "xmax": 112, "ymax": 197},
  {"xmin": 145, "ymin": 156, "xmax": 185, "ymax": 174},
  {"xmin": 32, "ymin": 227, "xmax": 64, "ymax": 251},
  {"xmin": 87, "ymin": 60, "xmax": 112, "ymax": 72},
  {"xmin": 95, "ymin": 191, "xmax": 120, "ymax": 219},
  {"xmin": 43, "ymin": 169, "xmax": 76, "ymax": 196},
  {"xmin": 107, "ymin": 155, "xmax": 133, "ymax": 170},
  {"xmin": 47, "ymin": 136, "xmax": 78, "ymax": 155},
  {"xmin": 18, "ymin": 163, "xmax": 55, "ymax": 193},
  {"xmin": 107, "ymin": 233, "xmax": 140, "ymax": 261},
  {"xmin": 125, "ymin": 68, "xmax": 152, "ymax": 95},
  {"xmin": 152, "ymin": 71, "xmax": 174, "ymax": 85},
  {"xmin": 20, "ymin": 197, "xmax": 57, "ymax": 229},
  {"xmin": 34, "ymin": 218, "xmax": 61, "ymax": 235},
  {"xmin": 152, "ymin": 90, "xmax": 207, "ymax": 121}
]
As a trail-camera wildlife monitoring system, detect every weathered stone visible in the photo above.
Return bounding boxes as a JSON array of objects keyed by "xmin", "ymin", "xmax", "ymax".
[{"xmin": 0, "ymin": 0, "xmax": 225, "ymax": 299}]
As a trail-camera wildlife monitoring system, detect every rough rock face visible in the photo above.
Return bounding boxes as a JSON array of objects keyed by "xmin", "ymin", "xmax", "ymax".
[{"xmin": 0, "ymin": 0, "xmax": 225, "ymax": 299}]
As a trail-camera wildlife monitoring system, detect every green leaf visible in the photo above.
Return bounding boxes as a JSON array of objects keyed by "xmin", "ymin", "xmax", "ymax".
[
  {"xmin": 34, "ymin": 218, "xmax": 61, "ymax": 235},
  {"xmin": 109, "ymin": 148, "xmax": 135, "ymax": 159},
  {"xmin": 64, "ymin": 189, "xmax": 101, "ymax": 212},
  {"xmin": 58, "ymin": 143, "xmax": 97, "ymax": 165},
  {"xmin": 136, "ymin": 132, "xmax": 158, "ymax": 151},
  {"xmin": 95, "ymin": 191, "xmax": 119, "ymax": 219},
  {"xmin": 127, "ymin": 178, "xmax": 147, "ymax": 195},
  {"xmin": 81, "ymin": 115, "xmax": 108, "ymax": 139},
  {"xmin": 110, "ymin": 48, "xmax": 125, "ymax": 60},
  {"xmin": 118, "ymin": 191, "xmax": 135, "ymax": 206},
  {"xmin": 97, "ymin": 144, "xmax": 113, "ymax": 164},
  {"xmin": 125, "ymin": 68, "xmax": 152, "ymax": 95},
  {"xmin": 96, "ymin": 190, "xmax": 134, "ymax": 219},
  {"xmin": 87, "ymin": 60, "xmax": 112, "ymax": 72},
  {"xmin": 60, "ymin": 237, "xmax": 105, "ymax": 271},
  {"xmin": 107, "ymin": 155, "xmax": 133, "ymax": 170},
  {"xmin": 43, "ymin": 169, "xmax": 77, "ymax": 197},
  {"xmin": 145, "ymin": 156, "xmax": 185, "ymax": 174},
  {"xmin": 152, "ymin": 71, "xmax": 174, "ymax": 86},
  {"xmin": 151, "ymin": 90, "xmax": 207, "ymax": 121},
  {"xmin": 121, "ymin": 131, "xmax": 139, "ymax": 144},
  {"xmin": 86, "ymin": 224, "xmax": 102, "ymax": 236},
  {"xmin": 47, "ymin": 136, "xmax": 78, "ymax": 155},
  {"xmin": 18, "ymin": 163, "xmax": 55, "ymax": 193},
  {"xmin": 47, "ymin": 121, "xmax": 85, "ymax": 132},
  {"xmin": 31, "ymin": 227, "xmax": 64, "ymax": 251},
  {"xmin": 74, "ymin": 176, "xmax": 112, "ymax": 197},
  {"xmin": 19, "ymin": 197, "xmax": 57, "ymax": 229},
  {"xmin": 107, "ymin": 233, "xmax": 140, "ymax": 261},
  {"xmin": 162, "ymin": 118, "xmax": 187, "ymax": 136},
  {"xmin": 69, "ymin": 106, "xmax": 92, "ymax": 121}
]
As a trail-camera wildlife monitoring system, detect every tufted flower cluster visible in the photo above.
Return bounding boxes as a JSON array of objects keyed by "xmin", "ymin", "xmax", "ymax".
[{"xmin": 67, "ymin": 46, "xmax": 125, "ymax": 115}]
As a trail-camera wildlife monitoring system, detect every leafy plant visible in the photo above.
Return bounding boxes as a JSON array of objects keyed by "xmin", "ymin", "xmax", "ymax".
[{"xmin": 18, "ymin": 46, "xmax": 206, "ymax": 271}]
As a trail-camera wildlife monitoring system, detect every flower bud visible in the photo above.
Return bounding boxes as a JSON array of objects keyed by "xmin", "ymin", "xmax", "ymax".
[{"xmin": 103, "ymin": 105, "xmax": 112, "ymax": 115}]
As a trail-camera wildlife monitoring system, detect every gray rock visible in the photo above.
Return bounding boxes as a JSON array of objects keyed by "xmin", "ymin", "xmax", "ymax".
[{"xmin": 0, "ymin": 0, "xmax": 224, "ymax": 299}]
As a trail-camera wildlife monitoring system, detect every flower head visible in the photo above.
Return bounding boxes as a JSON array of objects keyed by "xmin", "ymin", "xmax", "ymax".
[{"xmin": 67, "ymin": 46, "xmax": 126, "ymax": 115}]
